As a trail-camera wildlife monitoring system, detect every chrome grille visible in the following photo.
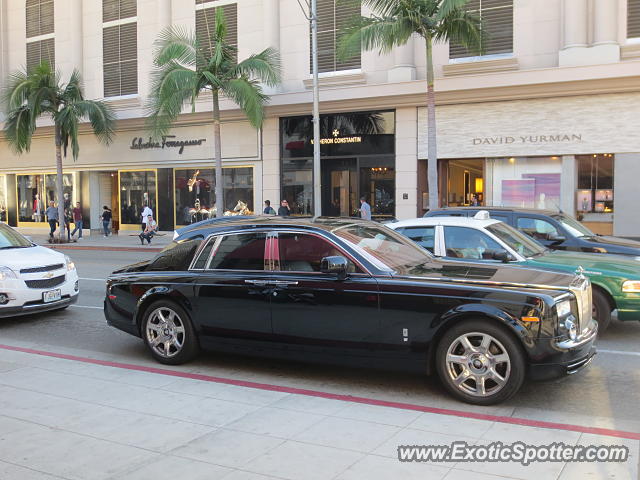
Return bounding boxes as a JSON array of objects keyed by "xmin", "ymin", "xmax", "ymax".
[
  {"xmin": 570, "ymin": 275, "xmax": 592, "ymax": 333},
  {"xmin": 24, "ymin": 275, "xmax": 66, "ymax": 289},
  {"xmin": 20, "ymin": 264, "xmax": 64, "ymax": 274}
]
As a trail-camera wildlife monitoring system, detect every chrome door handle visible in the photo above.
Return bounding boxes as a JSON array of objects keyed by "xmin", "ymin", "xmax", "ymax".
[
  {"xmin": 272, "ymin": 280, "xmax": 299, "ymax": 286},
  {"xmin": 244, "ymin": 279, "xmax": 269, "ymax": 285}
]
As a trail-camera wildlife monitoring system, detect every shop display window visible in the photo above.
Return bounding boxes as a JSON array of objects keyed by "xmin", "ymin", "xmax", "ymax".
[
  {"xmin": 174, "ymin": 167, "xmax": 254, "ymax": 225},
  {"xmin": 0, "ymin": 175, "xmax": 6, "ymax": 222},
  {"xmin": 577, "ymin": 154, "xmax": 614, "ymax": 214},
  {"xmin": 17, "ymin": 173, "xmax": 74, "ymax": 223},
  {"xmin": 119, "ymin": 170, "xmax": 157, "ymax": 225}
]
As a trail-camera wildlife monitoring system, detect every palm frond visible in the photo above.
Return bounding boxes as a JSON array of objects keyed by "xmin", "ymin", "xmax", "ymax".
[
  {"xmin": 73, "ymin": 100, "xmax": 116, "ymax": 145},
  {"xmin": 153, "ymin": 25, "xmax": 200, "ymax": 67},
  {"xmin": 62, "ymin": 69, "xmax": 85, "ymax": 103},
  {"xmin": 435, "ymin": 8, "xmax": 483, "ymax": 53},
  {"xmin": 361, "ymin": 0, "xmax": 401, "ymax": 18},
  {"xmin": 3, "ymin": 71, "xmax": 31, "ymax": 111},
  {"xmin": 222, "ymin": 77, "xmax": 267, "ymax": 128},
  {"xmin": 233, "ymin": 48, "xmax": 281, "ymax": 87},
  {"xmin": 338, "ymin": 15, "xmax": 415, "ymax": 59},
  {"xmin": 437, "ymin": 0, "xmax": 474, "ymax": 20},
  {"xmin": 3, "ymin": 105, "xmax": 35, "ymax": 154}
]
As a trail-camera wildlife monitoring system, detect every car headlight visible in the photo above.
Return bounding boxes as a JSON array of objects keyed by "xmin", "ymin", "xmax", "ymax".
[
  {"xmin": 555, "ymin": 299, "xmax": 572, "ymax": 318},
  {"xmin": 64, "ymin": 255, "xmax": 76, "ymax": 272},
  {"xmin": 622, "ymin": 280, "xmax": 640, "ymax": 293},
  {"xmin": 563, "ymin": 317, "xmax": 578, "ymax": 341},
  {"xmin": 0, "ymin": 266, "xmax": 17, "ymax": 281}
]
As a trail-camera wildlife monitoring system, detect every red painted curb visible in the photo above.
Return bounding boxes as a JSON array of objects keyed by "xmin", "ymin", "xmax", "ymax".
[
  {"xmin": 45, "ymin": 245, "xmax": 163, "ymax": 252},
  {"xmin": 1, "ymin": 343, "xmax": 638, "ymax": 441}
]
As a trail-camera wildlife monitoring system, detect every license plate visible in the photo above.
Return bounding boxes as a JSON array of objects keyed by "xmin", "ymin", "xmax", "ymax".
[{"xmin": 43, "ymin": 289, "xmax": 62, "ymax": 303}]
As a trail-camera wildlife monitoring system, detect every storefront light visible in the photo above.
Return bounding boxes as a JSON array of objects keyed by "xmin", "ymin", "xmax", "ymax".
[{"xmin": 475, "ymin": 178, "xmax": 483, "ymax": 193}]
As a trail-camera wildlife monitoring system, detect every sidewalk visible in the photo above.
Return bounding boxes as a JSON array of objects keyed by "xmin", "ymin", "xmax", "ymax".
[
  {"xmin": 0, "ymin": 342, "xmax": 637, "ymax": 480},
  {"xmin": 21, "ymin": 229, "xmax": 173, "ymax": 252}
]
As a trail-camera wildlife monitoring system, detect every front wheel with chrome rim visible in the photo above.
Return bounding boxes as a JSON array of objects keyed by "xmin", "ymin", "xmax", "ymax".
[
  {"xmin": 436, "ymin": 320, "xmax": 525, "ymax": 405},
  {"xmin": 142, "ymin": 300, "xmax": 199, "ymax": 365}
]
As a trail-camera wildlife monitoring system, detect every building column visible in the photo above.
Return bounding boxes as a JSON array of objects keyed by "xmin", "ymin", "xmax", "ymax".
[
  {"xmin": 88, "ymin": 172, "xmax": 102, "ymax": 233},
  {"xmin": 591, "ymin": 0, "xmax": 620, "ymax": 62},
  {"xmin": 559, "ymin": 0, "xmax": 588, "ymax": 66},
  {"xmin": 261, "ymin": 117, "xmax": 281, "ymax": 212},
  {"xmin": 560, "ymin": 155, "xmax": 576, "ymax": 215},
  {"xmin": 388, "ymin": 36, "xmax": 416, "ymax": 83},
  {"xmin": 263, "ymin": 0, "xmax": 280, "ymax": 93},
  {"xmin": 0, "ymin": 0, "xmax": 8, "ymax": 86},
  {"xmin": 158, "ymin": 0, "xmax": 172, "ymax": 29},
  {"xmin": 395, "ymin": 107, "xmax": 418, "ymax": 220}
]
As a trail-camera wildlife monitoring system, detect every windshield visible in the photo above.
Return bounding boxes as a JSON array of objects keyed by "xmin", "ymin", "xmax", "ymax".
[
  {"xmin": 486, "ymin": 222, "xmax": 546, "ymax": 258},
  {"xmin": 552, "ymin": 214, "xmax": 594, "ymax": 238},
  {"xmin": 0, "ymin": 223, "xmax": 33, "ymax": 249},
  {"xmin": 330, "ymin": 223, "xmax": 433, "ymax": 275}
]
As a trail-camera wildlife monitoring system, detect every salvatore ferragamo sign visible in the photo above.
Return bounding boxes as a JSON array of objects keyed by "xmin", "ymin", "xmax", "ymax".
[
  {"xmin": 130, "ymin": 135, "xmax": 207, "ymax": 154},
  {"xmin": 472, "ymin": 134, "xmax": 583, "ymax": 146}
]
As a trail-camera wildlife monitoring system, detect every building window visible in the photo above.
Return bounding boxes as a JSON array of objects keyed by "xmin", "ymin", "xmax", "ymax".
[
  {"xmin": 449, "ymin": 0, "xmax": 513, "ymax": 59},
  {"xmin": 26, "ymin": 0, "xmax": 55, "ymax": 72},
  {"xmin": 312, "ymin": 0, "xmax": 361, "ymax": 73},
  {"xmin": 576, "ymin": 154, "xmax": 614, "ymax": 214},
  {"xmin": 16, "ymin": 173, "xmax": 73, "ymax": 223},
  {"xmin": 103, "ymin": 0, "xmax": 137, "ymax": 97},
  {"xmin": 629, "ymin": 0, "xmax": 640, "ymax": 38},
  {"xmin": 488, "ymin": 156, "xmax": 561, "ymax": 210},
  {"xmin": 0, "ymin": 175, "xmax": 7, "ymax": 223},
  {"xmin": 119, "ymin": 170, "xmax": 156, "ymax": 225},
  {"xmin": 175, "ymin": 167, "xmax": 253, "ymax": 226},
  {"xmin": 196, "ymin": 1, "xmax": 238, "ymax": 62}
]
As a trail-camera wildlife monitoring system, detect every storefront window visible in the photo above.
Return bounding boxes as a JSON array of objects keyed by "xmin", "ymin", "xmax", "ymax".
[
  {"xmin": 119, "ymin": 170, "xmax": 157, "ymax": 225},
  {"xmin": 16, "ymin": 173, "xmax": 74, "ymax": 223},
  {"xmin": 0, "ymin": 175, "xmax": 6, "ymax": 222},
  {"xmin": 359, "ymin": 157, "xmax": 395, "ymax": 217},
  {"xmin": 488, "ymin": 156, "xmax": 562, "ymax": 210},
  {"xmin": 282, "ymin": 158, "xmax": 313, "ymax": 215},
  {"xmin": 174, "ymin": 167, "xmax": 254, "ymax": 225},
  {"xmin": 576, "ymin": 154, "xmax": 614, "ymax": 214}
]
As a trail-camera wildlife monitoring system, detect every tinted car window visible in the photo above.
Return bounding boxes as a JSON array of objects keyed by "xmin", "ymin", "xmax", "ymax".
[
  {"xmin": 516, "ymin": 217, "xmax": 560, "ymax": 241},
  {"xmin": 396, "ymin": 226, "xmax": 436, "ymax": 253},
  {"xmin": 443, "ymin": 226, "xmax": 508, "ymax": 260},
  {"xmin": 208, "ymin": 233, "xmax": 266, "ymax": 270},
  {"xmin": 148, "ymin": 239, "xmax": 201, "ymax": 271},
  {"xmin": 278, "ymin": 233, "xmax": 358, "ymax": 273},
  {"xmin": 191, "ymin": 238, "xmax": 216, "ymax": 269},
  {"xmin": 489, "ymin": 214, "xmax": 510, "ymax": 223}
]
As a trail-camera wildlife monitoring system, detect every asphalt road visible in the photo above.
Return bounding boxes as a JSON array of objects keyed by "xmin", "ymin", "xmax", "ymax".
[{"xmin": 2, "ymin": 250, "xmax": 640, "ymax": 434}]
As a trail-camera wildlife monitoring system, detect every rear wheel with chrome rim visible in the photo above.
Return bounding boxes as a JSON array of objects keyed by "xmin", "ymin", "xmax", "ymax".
[
  {"xmin": 436, "ymin": 320, "xmax": 525, "ymax": 405},
  {"xmin": 142, "ymin": 300, "xmax": 199, "ymax": 365}
]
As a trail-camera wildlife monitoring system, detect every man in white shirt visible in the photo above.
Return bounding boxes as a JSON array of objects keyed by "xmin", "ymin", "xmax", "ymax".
[
  {"xmin": 139, "ymin": 215, "xmax": 157, "ymax": 245},
  {"xmin": 141, "ymin": 204, "xmax": 153, "ymax": 231}
]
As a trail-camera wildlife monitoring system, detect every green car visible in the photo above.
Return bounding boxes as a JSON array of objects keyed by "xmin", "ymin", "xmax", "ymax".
[{"xmin": 389, "ymin": 216, "xmax": 640, "ymax": 332}]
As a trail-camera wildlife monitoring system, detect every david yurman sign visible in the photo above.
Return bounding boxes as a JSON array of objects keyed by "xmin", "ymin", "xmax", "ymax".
[
  {"xmin": 472, "ymin": 134, "xmax": 583, "ymax": 145},
  {"xmin": 130, "ymin": 135, "xmax": 207, "ymax": 154}
]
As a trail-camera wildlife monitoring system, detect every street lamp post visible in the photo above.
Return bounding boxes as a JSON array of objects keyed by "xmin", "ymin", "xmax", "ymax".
[{"xmin": 310, "ymin": 0, "xmax": 321, "ymax": 217}]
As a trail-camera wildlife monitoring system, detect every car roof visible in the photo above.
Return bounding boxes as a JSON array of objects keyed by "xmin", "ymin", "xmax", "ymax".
[
  {"xmin": 428, "ymin": 207, "xmax": 561, "ymax": 216},
  {"xmin": 390, "ymin": 216, "xmax": 501, "ymax": 229},
  {"xmin": 175, "ymin": 215, "xmax": 380, "ymax": 238}
]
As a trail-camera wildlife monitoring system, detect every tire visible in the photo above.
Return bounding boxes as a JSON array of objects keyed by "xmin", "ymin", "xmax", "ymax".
[
  {"xmin": 435, "ymin": 319, "xmax": 526, "ymax": 405},
  {"xmin": 591, "ymin": 289, "xmax": 611, "ymax": 334},
  {"xmin": 141, "ymin": 300, "xmax": 199, "ymax": 365}
]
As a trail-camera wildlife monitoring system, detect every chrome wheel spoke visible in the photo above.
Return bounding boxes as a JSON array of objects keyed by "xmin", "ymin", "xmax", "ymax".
[
  {"xmin": 489, "ymin": 368, "xmax": 506, "ymax": 387},
  {"xmin": 479, "ymin": 335, "xmax": 491, "ymax": 353},
  {"xmin": 460, "ymin": 336, "xmax": 477, "ymax": 354},
  {"xmin": 446, "ymin": 353, "xmax": 467, "ymax": 365},
  {"xmin": 147, "ymin": 324, "xmax": 161, "ymax": 333},
  {"xmin": 453, "ymin": 369, "xmax": 471, "ymax": 386},
  {"xmin": 493, "ymin": 353, "xmax": 509, "ymax": 364},
  {"xmin": 476, "ymin": 375, "xmax": 487, "ymax": 396},
  {"xmin": 174, "ymin": 325, "xmax": 185, "ymax": 335},
  {"xmin": 150, "ymin": 334, "xmax": 164, "ymax": 347}
]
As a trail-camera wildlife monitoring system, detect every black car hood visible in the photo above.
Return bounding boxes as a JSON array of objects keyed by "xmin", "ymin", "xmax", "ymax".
[
  {"xmin": 111, "ymin": 260, "xmax": 151, "ymax": 274},
  {"xmin": 404, "ymin": 259, "xmax": 576, "ymax": 290},
  {"xmin": 581, "ymin": 235, "xmax": 640, "ymax": 254}
]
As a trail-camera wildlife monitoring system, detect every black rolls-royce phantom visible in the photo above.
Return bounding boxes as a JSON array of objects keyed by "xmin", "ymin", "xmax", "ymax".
[{"xmin": 104, "ymin": 217, "xmax": 597, "ymax": 405}]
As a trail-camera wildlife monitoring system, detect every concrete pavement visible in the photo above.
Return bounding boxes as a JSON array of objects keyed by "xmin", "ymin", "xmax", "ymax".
[
  {"xmin": 18, "ymin": 228, "xmax": 173, "ymax": 252},
  {"xmin": 0, "ymin": 340, "xmax": 638, "ymax": 480}
]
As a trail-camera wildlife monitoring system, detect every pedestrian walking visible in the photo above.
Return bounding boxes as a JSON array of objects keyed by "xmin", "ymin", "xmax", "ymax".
[
  {"xmin": 277, "ymin": 199, "xmax": 290, "ymax": 216},
  {"xmin": 45, "ymin": 201, "xmax": 59, "ymax": 238},
  {"xmin": 139, "ymin": 215, "xmax": 157, "ymax": 245},
  {"xmin": 70, "ymin": 202, "xmax": 83, "ymax": 240},
  {"xmin": 359, "ymin": 196, "xmax": 372, "ymax": 220},
  {"xmin": 101, "ymin": 206, "xmax": 112, "ymax": 237},
  {"xmin": 64, "ymin": 208, "xmax": 72, "ymax": 242},
  {"xmin": 263, "ymin": 200, "xmax": 276, "ymax": 215},
  {"xmin": 141, "ymin": 204, "xmax": 153, "ymax": 231}
]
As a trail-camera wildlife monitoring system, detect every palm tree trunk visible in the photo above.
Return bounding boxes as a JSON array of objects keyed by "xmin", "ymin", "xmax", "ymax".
[
  {"xmin": 54, "ymin": 125, "xmax": 66, "ymax": 242},
  {"xmin": 425, "ymin": 36, "xmax": 439, "ymax": 210},
  {"xmin": 212, "ymin": 90, "xmax": 224, "ymax": 217}
]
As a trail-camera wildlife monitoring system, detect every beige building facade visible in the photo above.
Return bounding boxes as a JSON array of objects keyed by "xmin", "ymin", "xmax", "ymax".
[{"xmin": 0, "ymin": 0, "xmax": 639, "ymax": 235}]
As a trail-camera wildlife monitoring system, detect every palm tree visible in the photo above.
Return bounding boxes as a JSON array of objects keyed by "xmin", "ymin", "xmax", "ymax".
[
  {"xmin": 3, "ymin": 61, "xmax": 115, "ymax": 241},
  {"xmin": 148, "ymin": 7, "xmax": 280, "ymax": 216},
  {"xmin": 339, "ymin": 0, "xmax": 482, "ymax": 209}
]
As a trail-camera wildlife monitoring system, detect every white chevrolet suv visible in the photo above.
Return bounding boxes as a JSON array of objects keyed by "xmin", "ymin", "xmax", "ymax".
[{"xmin": 0, "ymin": 222, "xmax": 79, "ymax": 317}]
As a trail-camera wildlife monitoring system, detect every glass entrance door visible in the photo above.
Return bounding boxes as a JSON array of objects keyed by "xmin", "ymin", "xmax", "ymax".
[{"xmin": 322, "ymin": 158, "xmax": 357, "ymax": 216}]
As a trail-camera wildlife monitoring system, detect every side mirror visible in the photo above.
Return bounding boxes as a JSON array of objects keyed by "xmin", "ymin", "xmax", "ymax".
[
  {"xmin": 492, "ymin": 251, "xmax": 515, "ymax": 263},
  {"xmin": 548, "ymin": 234, "xmax": 566, "ymax": 244},
  {"xmin": 320, "ymin": 256, "xmax": 348, "ymax": 280}
]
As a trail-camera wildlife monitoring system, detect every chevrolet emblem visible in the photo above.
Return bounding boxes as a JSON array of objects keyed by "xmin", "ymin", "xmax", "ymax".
[{"xmin": 43, "ymin": 272, "xmax": 54, "ymax": 278}]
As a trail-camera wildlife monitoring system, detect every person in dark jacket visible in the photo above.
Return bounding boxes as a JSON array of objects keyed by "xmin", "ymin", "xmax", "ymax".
[
  {"xmin": 277, "ymin": 199, "xmax": 290, "ymax": 216},
  {"xmin": 101, "ymin": 206, "xmax": 112, "ymax": 237},
  {"xmin": 45, "ymin": 201, "xmax": 58, "ymax": 238},
  {"xmin": 263, "ymin": 200, "xmax": 276, "ymax": 215}
]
